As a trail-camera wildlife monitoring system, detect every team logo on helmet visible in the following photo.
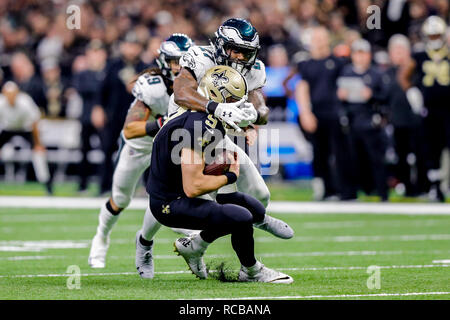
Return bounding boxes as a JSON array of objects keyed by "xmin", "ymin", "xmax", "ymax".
[{"xmin": 211, "ymin": 70, "xmax": 229, "ymax": 88}]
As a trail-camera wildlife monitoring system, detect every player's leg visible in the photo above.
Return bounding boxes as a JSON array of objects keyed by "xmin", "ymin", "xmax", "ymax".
[
  {"xmin": 89, "ymin": 144, "xmax": 150, "ymax": 268},
  {"xmin": 135, "ymin": 204, "xmax": 161, "ymax": 278},
  {"xmin": 151, "ymin": 196, "xmax": 293, "ymax": 282},
  {"xmin": 216, "ymin": 191, "xmax": 294, "ymax": 239},
  {"xmin": 423, "ymin": 111, "xmax": 446, "ymax": 202},
  {"xmin": 218, "ymin": 137, "xmax": 293, "ymax": 238}
]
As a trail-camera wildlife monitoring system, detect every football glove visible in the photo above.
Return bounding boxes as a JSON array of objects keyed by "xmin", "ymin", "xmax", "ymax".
[
  {"xmin": 207, "ymin": 97, "xmax": 249, "ymax": 132},
  {"xmin": 237, "ymin": 102, "xmax": 258, "ymax": 127}
]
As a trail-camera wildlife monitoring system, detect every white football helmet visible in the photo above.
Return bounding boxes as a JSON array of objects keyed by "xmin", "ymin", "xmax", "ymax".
[
  {"xmin": 422, "ymin": 16, "xmax": 447, "ymax": 50},
  {"xmin": 213, "ymin": 18, "xmax": 260, "ymax": 75}
]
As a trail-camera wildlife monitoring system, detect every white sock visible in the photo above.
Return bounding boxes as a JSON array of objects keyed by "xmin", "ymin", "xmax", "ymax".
[
  {"xmin": 245, "ymin": 261, "xmax": 262, "ymax": 275},
  {"xmin": 96, "ymin": 202, "xmax": 119, "ymax": 238},
  {"xmin": 141, "ymin": 206, "xmax": 161, "ymax": 241},
  {"xmin": 192, "ymin": 233, "xmax": 210, "ymax": 250}
]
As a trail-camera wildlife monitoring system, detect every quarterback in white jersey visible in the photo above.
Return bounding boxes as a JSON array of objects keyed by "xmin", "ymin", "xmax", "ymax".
[{"xmin": 88, "ymin": 34, "xmax": 195, "ymax": 269}]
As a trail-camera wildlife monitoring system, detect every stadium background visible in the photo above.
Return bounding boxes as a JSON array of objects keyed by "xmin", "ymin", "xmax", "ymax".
[
  {"xmin": 0, "ymin": 0, "xmax": 450, "ymax": 302},
  {"xmin": 0, "ymin": 0, "xmax": 449, "ymax": 201}
]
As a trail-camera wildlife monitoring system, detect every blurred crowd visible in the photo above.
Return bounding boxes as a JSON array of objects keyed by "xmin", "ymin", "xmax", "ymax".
[{"xmin": 0, "ymin": 0, "xmax": 449, "ymax": 201}]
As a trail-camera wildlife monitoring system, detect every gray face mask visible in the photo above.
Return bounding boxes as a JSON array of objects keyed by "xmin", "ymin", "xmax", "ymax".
[{"xmin": 427, "ymin": 38, "xmax": 444, "ymax": 50}]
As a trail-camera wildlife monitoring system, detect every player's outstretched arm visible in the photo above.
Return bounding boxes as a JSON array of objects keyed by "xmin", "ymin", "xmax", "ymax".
[
  {"xmin": 123, "ymin": 100, "xmax": 151, "ymax": 139},
  {"xmin": 173, "ymin": 68, "xmax": 209, "ymax": 112},
  {"xmin": 181, "ymin": 148, "xmax": 238, "ymax": 198}
]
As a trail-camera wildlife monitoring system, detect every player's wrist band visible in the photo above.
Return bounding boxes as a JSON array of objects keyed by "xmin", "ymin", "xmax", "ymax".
[
  {"xmin": 224, "ymin": 172, "xmax": 237, "ymax": 184},
  {"xmin": 206, "ymin": 101, "xmax": 218, "ymax": 114},
  {"xmin": 145, "ymin": 118, "xmax": 163, "ymax": 137}
]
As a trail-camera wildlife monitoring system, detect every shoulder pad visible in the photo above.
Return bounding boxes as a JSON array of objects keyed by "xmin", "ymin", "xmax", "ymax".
[
  {"xmin": 246, "ymin": 59, "xmax": 266, "ymax": 90},
  {"xmin": 132, "ymin": 73, "xmax": 166, "ymax": 107}
]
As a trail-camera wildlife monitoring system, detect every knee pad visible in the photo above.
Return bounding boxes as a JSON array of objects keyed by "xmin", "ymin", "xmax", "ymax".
[
  {"xmin": 111, "ymin": 189, "xmax": 131, "ymax": 209},
  {"xmin": 255, "ymin": 187, "xmax": 270, "ymax": 208}
]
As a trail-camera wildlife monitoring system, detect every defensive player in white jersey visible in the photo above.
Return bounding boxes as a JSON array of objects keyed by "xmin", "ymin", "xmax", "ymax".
[
  {"xmin": 135, "ymin": 19, "xmax": 294, "ymax": 278},
  {"xmin": 88, "ymin": 34, "xmax": 195, "ymax": 268}
]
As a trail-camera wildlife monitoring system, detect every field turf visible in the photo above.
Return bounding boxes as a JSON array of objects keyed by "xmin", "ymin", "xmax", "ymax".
[{"xmin": 0, "ymin": 204, "xmax": 449, "ymax": 300}]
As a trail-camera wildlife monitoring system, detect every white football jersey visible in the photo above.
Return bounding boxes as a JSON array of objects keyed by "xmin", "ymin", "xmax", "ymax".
[
  {"xmin": 0, "ymin": 92, "xmax": 41, "ymax": 131},
  {"xmin": 123, "ymin": 72, "xmax": 170, "ymax": 152},
  {"xmin": 180, "ymin": 45, "xmax": 266, "ymax": 91},
  {"xmin": 168, "ymin": 45, "xmax": 267, "ymax": 117}
]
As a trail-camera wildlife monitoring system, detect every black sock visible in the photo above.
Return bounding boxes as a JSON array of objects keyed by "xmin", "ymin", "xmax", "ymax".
[
  {"xmin": 231, "ymin": 224, "xmax": 256, "ymax": 267},
  {"xmin": 139, "ymin": 235, "xmax": 153, "ymax": 247}
]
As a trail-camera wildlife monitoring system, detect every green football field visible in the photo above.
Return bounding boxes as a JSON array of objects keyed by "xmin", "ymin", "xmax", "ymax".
[{"xmin": 0, "ymin": 203, "xmax": 449, "ymax": 300}]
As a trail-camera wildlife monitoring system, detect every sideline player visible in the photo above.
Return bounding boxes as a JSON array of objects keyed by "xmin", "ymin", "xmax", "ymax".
[
  {"xmin": 398, "ymin": 16, "xmax": 450, "ymax": 202},
  {"xmin": 88, "ymin": 34, "xmax": 195, "ymax": 268},
  {"xmin": 147, "ymin": 65, "xmax": 293, "ymax": 283}
]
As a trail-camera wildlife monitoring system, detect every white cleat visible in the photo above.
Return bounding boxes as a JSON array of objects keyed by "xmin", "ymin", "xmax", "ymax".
[
  {"xmin": 174, "ymin": 237, "xmax": 207, "ymax": 279},
  {"xmin": 239, "ymin": 261, "xmax": 293, "ymax": 284},
  {"xmin": 254, "ymin": 215, "xmax": 294, "ymax": 239},
  {"xmin": 135, "ymin": 231, "xmax": 154, "ymax": 279},
  {"xmin": 88, "ymin": 234, "xmax": 110, "ymax": 268}
]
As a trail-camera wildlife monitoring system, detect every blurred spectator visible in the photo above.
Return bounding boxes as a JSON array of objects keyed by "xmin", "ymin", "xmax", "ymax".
[
  {"xmin": 384, "ymin": 34, "xmax": 428, "ymax": 196},
  {"xmin": 93, "ymin": 31, "xmax": 146, "ymax": 195},
  {"xmin": 337, "ymin": 39, "xmax": 389, "ymax": 201},
  {"xmin": 296, "ymin": 26, "xmax": 356, "ymax": 200},
  {"xmin": 41, "ymin": 59, "xmax": 70, "ymax": 118},
  {"xmin": 263, "ymin": 45, "xmax": 291, "ymax": 121},
  {"xmin": 0, "ymin": 81, "xmax": 52, "ymax": 193},
  {"xmin": 9, "ymin": 52, "xmax": 47, "ymax": 111},
  {"xmin": 72, "ymin": 40, "xmax": 107, "ymax": 192}
]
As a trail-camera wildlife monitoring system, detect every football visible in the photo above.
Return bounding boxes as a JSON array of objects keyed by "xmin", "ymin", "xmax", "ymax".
[{"xmin": 203, "ymin": 149, "xmax": 235, "ymax": 176}]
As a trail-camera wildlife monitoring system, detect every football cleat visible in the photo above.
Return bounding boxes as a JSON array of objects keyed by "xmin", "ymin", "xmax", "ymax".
[
  {"xmin": 135, "ymin": 231, "xmax": 154, "ymax": 279},
  {"xmin": 173, "ymin": 237, "xmax": 208, "ymax": 279},
  {"xmin": 239, "ymin": 261, "xmax": 293, "ymax": 284},
  {"xmin": 254, "ymin": 215, "xmax": 294, "ymax": 239},
  {"xmin": 88, "ymin": 233, "xmax": 110, "ymax": 268}
]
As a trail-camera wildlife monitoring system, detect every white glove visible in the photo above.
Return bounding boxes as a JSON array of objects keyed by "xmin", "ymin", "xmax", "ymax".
[
  {"xmin": 406, "ymin": 87, "xmax": 427, "ymax": 117},
  {"xmin": 238, "ymin": 102, "xmax": 258, "ymax": 127},
  {"xmin": 214, "ymin": 97, "xmax": 248, "ymax": 132}
]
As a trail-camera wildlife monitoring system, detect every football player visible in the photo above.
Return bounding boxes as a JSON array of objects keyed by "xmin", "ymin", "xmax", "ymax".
[
  {"xmin": 135, "ymin": 19, "xmax": 294, "ymax": 278},
  {"xmin": 146, "ymin": 65, "xmax": 293, "ymax": 283},
  {"xmin": 398, "ymin": 16, "xmax": 450, "ymax": 202},
  {"xmin": 88, "ymin": 34, "xmax": 195, "ymax": 268}
]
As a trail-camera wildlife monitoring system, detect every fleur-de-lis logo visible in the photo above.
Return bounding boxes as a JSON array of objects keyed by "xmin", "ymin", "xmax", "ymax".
[
  {"xmin": 211, "ymin": 71, "xmax": 229, "ymax": 87},
  {"xmin": 162, "ymin": 205, "xmax": 170, "ymax": 214}
]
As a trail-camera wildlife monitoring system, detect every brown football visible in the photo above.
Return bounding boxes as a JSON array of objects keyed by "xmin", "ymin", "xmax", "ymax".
[{"xmin": 203, "ymin": 149, "xmax": 235, "ymax": 176}]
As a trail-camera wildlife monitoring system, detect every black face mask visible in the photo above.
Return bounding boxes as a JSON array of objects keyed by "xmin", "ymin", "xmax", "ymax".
[{"xmin": 224, "ymin": 43, "xmax": 257, "ymax": 63}]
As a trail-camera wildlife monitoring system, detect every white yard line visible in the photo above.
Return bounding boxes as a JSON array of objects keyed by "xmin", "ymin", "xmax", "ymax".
[
  {"xmin": 0, "ymin": 196, "xmax": 449, "ymax": 214},
  {"xmin": 432, "ymin": 259, "xmax": 450, "ymax": 264},
  {"xmin": 0, "ymin": 264, "xmax": 448, "ymax": 278},
  {"xmin": 2, "ymin": 249, "xmax": 449, "ymax": 261},
  {"xmin": 199, "ymin": 292, "xmax": 450, "ymax": 300}
]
